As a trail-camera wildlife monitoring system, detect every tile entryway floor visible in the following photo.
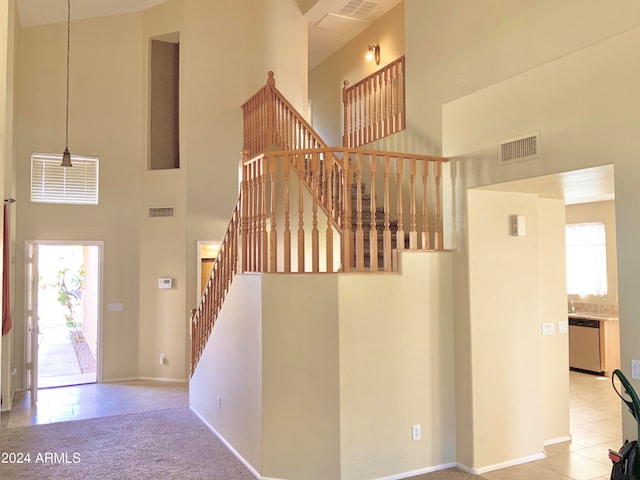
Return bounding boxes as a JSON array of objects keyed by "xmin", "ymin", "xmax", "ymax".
[{"xmin": 1, "ymin": 380, "xmax": 188, "ymax": 428}]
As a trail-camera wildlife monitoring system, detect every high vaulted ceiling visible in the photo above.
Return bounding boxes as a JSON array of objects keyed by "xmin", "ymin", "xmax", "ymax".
[{"xmin": 16, "ymin": 0, "xmax": 402, "ymax": 70}]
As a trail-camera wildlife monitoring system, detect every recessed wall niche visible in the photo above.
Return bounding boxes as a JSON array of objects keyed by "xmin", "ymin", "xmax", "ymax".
[{"xmin": 149, "ymin": 33, "xmax": 180, "ymax": 170}]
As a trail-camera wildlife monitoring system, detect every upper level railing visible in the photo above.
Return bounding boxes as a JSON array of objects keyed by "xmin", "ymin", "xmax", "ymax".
[{"xmin": 343, "ymin": 56, "xmax": 406, "ymax": 148}]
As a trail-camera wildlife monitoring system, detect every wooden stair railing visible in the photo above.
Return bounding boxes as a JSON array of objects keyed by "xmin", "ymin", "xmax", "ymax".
[
  {"xmin": 191, "ymin": 72, "xmax": 449, "ymax": 376},
  {"xmin": 343, "ymin": 56, "xmax": 406, "ymax": 148},
  {"xmin": 191, "ymin": 199, "xmax": 240, "ymax": 375},
  {"xmin": 241, "ymin": 72, "xmax": 343, "ymax": 228}
]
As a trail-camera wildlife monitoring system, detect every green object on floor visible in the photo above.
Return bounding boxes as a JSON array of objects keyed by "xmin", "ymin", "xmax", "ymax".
[{"xmin": 610, "ymin": 369, "xmax": 640, "ymax": 479}]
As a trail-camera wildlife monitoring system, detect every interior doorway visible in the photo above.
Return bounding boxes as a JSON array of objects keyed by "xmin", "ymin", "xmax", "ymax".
[
  {"xmin": 197, "ymin": 241, "xmax": 220, "ymax": 298},
  {"xmin": 27, "ymin": 242, "xmax": 102, "ymax": 391}
]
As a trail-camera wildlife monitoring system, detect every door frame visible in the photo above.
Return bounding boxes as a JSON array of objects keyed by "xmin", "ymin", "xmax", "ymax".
[{"xmin": 25, "ymin": 240, "xmax": 104, "ymax": 397}]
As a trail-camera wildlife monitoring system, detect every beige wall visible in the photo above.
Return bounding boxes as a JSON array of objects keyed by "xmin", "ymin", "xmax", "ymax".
[
  {"xmin": 407, "ymin": 0, "xmax": 640, "ymax": 156},
  {"xmin": 191, "ymin": 251, "xmax": 455, "ymax": 479},
  {"xmin": 262, "ymin": 274, "xmax": 341, "ymax": 480},
  {"xmin": 338, "ymin": 252, "xmax": 455, "ymax": 479},
  {"xmin": 189, "ymin": 274, "xmax": 263, "ymax": 473},
  {"xmin": 443, "ymin": 20, "xmax": 640, "ymax": 455},
  {"xmin": 565, "ymin": 200, "xmax": 618, "ymax": 308},
  {"xmin": 465, "ymin": 190, "xmax": 543, "ymax": 470},
  {"xmin": 0, "ymin": 0, "xmax": 17, "ymax": 410},
  {"xmin": 8, "ymin": 0, "xmax": 308, "ymax": 387},
  {"xmin": 538, "ymin": 198, "xmax": 570, "ymax": 444},
  {"xmin": 15, "ymin": 13, "xmax": 144, "ymax": 383},
  {"xmin": 309, "ymin": 1, "xmax": 405, "ymax": 146}
]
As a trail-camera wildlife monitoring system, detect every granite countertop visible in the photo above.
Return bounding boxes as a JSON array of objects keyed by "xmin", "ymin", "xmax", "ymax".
[{"xmin": 568, "ymin": 311, "xmax": 619, "ymax": 322}]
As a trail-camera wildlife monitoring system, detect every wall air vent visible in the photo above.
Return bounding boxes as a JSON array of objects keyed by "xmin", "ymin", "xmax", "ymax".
[
  {"xmin": 498, "ymin": 131, "xmax": 541, "ymax": 166},
  {"xmin": 148, "ymin": 206, "xmax": 175, "ymax": 218}
]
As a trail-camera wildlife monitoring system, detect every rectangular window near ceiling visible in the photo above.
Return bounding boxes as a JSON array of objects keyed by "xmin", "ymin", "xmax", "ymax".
[
  {"xmin": 31, "ymin": 153, "xmax": 99, "ymax": 205},
  {"xmin": 565, "ymin": 222, "xmax": 607, "ymax": 296},
  {"xmin": 150, "ymin": 37, "xmax": 180, "ymax": 170}
]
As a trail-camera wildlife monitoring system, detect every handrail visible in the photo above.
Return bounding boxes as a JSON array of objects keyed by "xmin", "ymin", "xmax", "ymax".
[
  {"xmin": 343, "ymin": 56, "xmax": 406, "ymax": 148},
  {"xmin": 190, "ymin": 198, "xmax": 241, "ymax": 375}
]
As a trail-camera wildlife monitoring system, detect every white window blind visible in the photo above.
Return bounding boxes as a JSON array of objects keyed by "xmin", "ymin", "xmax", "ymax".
[
  {"xmin": 31, "ymin": 153, "xmax": 99, "ymax": 205},
  {"xmin": 565, "ymin": 222, "xmax": 607, "ymax": 296}
]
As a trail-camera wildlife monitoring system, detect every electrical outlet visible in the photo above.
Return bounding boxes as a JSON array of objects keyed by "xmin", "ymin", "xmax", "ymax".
[
  {"xmin": 412, "ymin": 424, "xmax": 421, "ymax": 441},
  {"xmin": 160, "ymin": 353, "xmax": 167, "ymax": 365},
  {"xmin": 217, "ymin": 395, "xmax": 222, "ymax": 409},
  {"xmin": 558, "ymin": 321, "xmax": 568, "ymax": 334},
  {"xmin": 632, "ymin": 360, "xmax": 640, "ymax": 380}
]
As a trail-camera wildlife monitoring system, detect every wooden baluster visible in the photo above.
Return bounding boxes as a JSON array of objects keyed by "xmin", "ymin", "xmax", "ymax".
[
  {"xmin": 325, "ymin": 154, "xmax": 334, "ymax": 272},
  {"xmin": 342, "ymin": 156, "xmax": 353, "ymax": 271},
  {"xmin": 435, "ymin": 161, "xmax": 443, "ymax": 250},
  {"xmin": 343, "ymin": 80, "xmax": 350, "ymax": 147},
  {"xmin": 269, "ymin": 156, "xmax": 277, "ymax": 272},
  {"xmin": 247, "ymin": 162, "xmax": 253, "ymax": 271},
  {"xmin": 400, "ymin": 58, "xmax": 406, "ymax": 131},
  {"xmin": 311, "ymin": 152, "xmax": 320, "ymax": 272},
  {"xmin": 422, "ymin": 160, "xmax": 430, "ymax": 250},
  {"xmin": 364, "ymin": 80, "xmax": 370, "ymax": 145},
  {"xmin": 396, "ymin": 157, "xmax": 405, "ymax": 262},
  {"xmin": 369, "ymin": 155, "xmax": 379, "ymax": 271},
  {"xmin": 355, "ymin": 153, "xmax": 364, "ymax": 271},
  {"xmin": 383, "ymin": 156, "xmax": 392, "ymax": 271},
  {"xmin": 283, "ymin": 155, "xmax": 291, "ymax": 273},
  {"xmin": 350, "ymin": 88, "xmax": 356, "ymax": 148},
  {"xmin": 240, "ymin": 153, "xmax": 249, "ymax": 272},
  {"xmin": 382, "ymin": 70, "xmax": 391, "ymax": 137},
  {"xmin": 374, "ymin": 74, "xmax": 380, "ymax": 142},
  {"xmin": 261, "ymin": 157, "xmax": 268, "ymax": 271},
  {"xmin": 357, "ymin": 84, "xmax": 363, "ymax": 147},
  {"xmin": 297, "ymin": 155, "xmax": 305, "ymax": 272},
  {"xmin": 409, "ymin": 158, "xmax": 418, "ymax": 250}
]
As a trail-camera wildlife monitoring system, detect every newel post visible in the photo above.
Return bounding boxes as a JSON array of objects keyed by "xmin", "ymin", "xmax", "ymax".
[
  {"xmin": 267, "ymin": 71, "xmax": 276, "ymax": 147},
  {"xmin": 342, "ymin": 80, "xmax": 350, "ymax": 148}
]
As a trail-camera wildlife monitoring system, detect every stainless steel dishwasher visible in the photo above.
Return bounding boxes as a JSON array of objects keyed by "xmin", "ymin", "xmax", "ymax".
[{"xmin": 569, "ymin": 318, "xmax": 602, "ymax": 374}]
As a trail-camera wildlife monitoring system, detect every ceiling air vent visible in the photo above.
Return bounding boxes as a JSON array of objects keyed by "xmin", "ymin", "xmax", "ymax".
[
  {"xmin": 315, "ymin": 12, "xmax": 369, "ymax": 34},
  {"xmin": 498, "ymin": 131, "xmax": 540, "ymax": 166},
  {"xmin": 148, "ymin": 206, "xmax": 175, "ymax": 218},
  {"xmin": 336, "ymin": 0, "xmax": 379, "ymax": 19}
]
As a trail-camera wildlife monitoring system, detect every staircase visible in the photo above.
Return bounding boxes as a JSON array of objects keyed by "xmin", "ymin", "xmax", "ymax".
[{"xmin": 191, "ymin": 72, "xmax": 449, "ymax": 375}]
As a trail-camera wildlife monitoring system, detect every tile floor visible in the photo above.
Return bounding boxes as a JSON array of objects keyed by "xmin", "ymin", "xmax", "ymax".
[
  {"xmin": 483, "ymin": 370, "xmax": 623, "ymax": 480},
  {"xmin": 1, "ymin": 380, "xmax": 188, "ymax": 429},
  {"xmin": 0, "ymin": 371, "xmax": 627, "ymax": 480}
]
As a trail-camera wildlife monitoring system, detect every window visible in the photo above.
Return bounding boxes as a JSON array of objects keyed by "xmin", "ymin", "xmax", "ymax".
[
  {"xmin": 565, "ymin": 222, "xmax": 607, "ymax": 296},
  {"xmin": 31, "ymin": 153, "xmax": 99, "ymax": 205}
]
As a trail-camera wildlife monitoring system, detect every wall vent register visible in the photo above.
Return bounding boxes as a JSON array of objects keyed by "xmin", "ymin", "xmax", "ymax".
[{"xmin": 498, "ymin": 131, "xmax": 540, "ymax": 166}]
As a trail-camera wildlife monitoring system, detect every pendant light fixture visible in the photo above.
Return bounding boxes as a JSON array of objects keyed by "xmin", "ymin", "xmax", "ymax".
[{"xmin": 61, "ymin": 0, "xmax": 72, "ymax": 167}]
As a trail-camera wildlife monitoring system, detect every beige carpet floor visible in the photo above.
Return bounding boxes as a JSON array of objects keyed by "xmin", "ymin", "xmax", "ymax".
[{"xmin": 0, "ymin": 407, "xmax": 484, "ymax": 479}]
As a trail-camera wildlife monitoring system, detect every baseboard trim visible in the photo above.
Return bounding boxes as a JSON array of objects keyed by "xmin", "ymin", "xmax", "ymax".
[
  {"xmin": 457, "ymin": 452, "xmax": 546, "ymax": 474},
  {"xmin": 189, "ymin": 406, "xmax": 263, "ymax": 480},
  {"xmin": 544, "ymin": 435, "xmax": 571, "ymax": 446},
  {"xmin": 373, "ymin": 462, "xmax": 457, "ymax": 480},
  {"xmin": 102, "ymin": 376, "xmax": 187, "ymax": 384}
]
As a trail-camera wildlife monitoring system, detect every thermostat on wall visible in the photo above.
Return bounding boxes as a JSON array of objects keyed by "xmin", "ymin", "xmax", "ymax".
[{"xmin": 159, "ymin": 278, "xmax": 173, "ymax": 289}]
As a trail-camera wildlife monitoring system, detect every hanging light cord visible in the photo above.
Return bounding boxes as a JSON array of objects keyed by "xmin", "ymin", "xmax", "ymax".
[{"xmin": 65, "ymin": 0, "xmax": 70, "ymax": 151}]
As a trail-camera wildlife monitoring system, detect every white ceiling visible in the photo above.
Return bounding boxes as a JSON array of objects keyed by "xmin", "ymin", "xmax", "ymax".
[
  {"xmin": 16, "ymin": 0, "xmax": 401, "ymax": 69},
  {"xmin": 477, "ymin": 164, "xmax": 615, "ymax": 205}
]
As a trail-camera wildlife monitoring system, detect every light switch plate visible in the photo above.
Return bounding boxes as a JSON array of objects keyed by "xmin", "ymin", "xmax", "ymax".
[
  {"xmin": 632, "ymin": 360, "xmax": 640, "ymax": 380},
  {"xmin": 541, "ymin": 322, "xmax": 555, "ymax": 335}
]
